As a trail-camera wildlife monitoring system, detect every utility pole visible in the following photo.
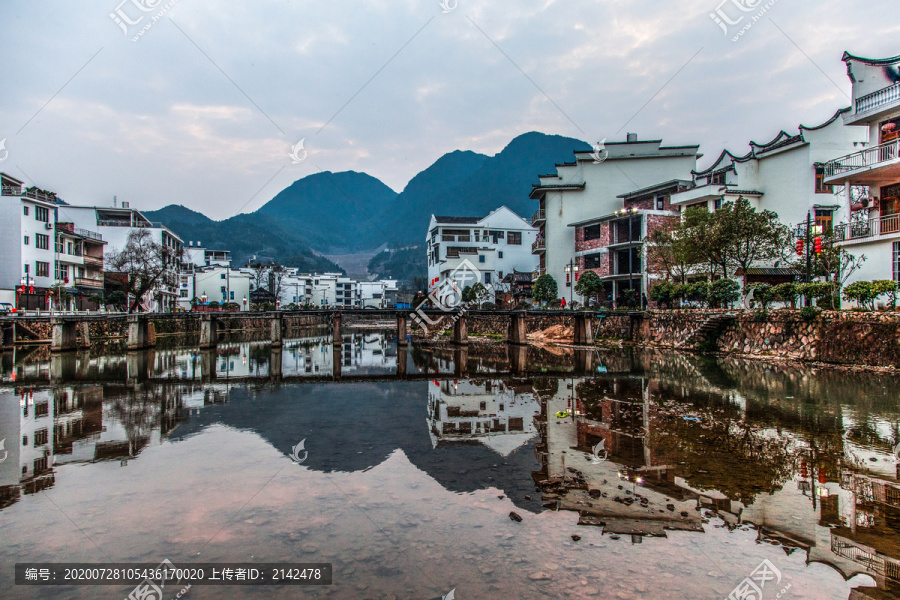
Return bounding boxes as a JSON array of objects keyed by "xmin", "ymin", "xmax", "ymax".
[{"xmin": 805, "ymin": 211, "xmax": 812, "ymax": 287}]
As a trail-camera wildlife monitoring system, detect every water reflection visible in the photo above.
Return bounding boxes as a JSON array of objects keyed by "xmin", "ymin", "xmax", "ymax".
[{"xmin": 1, "ymin": 333, "xmax": 899, "ymax": 598}]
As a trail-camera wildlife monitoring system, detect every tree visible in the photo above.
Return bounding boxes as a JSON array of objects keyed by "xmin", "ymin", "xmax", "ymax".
[
  {"xmin": 812, "ymin": 230, "xmax": 866, "ymax": 309},
  {"xmin": 722, "ymin": 198, "xmax": 793, "ymax": 276},
  {"xmin": 574, "ymin": 270, "xmax": 603, "ymax": 304},
  {"xmin": 106, "ymin": 228, "xmax": 181, "ymax": 313},
  {"xmin": 248, "ymin": 262, "xmax": 269, "ymax": 294},
  {"xmin": 772, "ymin": 282, "xmax": 798, "ymax": 308},
  {"xmin": 681, "ymin": 205, "xmax": 730, "ymax": 278},
  {"xmin": 649, "ymin": 281, "xmax": 678, "ymax": 309},
  {"xmin": 533, "ymin": 274, "xmax": 558, "ymax": 305},
  {"xmin": 461, "ymin": 283, "xmax": 488, "ymax": 304},
  {"xmin": 644, "ymin": 226, "xmax": 701, "ymax": 284}
]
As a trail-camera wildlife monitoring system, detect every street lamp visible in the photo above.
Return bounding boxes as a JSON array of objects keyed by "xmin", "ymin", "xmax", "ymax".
[{"xmin": 564, "ymin": 261, "xmax": 579, "ymax": 307}]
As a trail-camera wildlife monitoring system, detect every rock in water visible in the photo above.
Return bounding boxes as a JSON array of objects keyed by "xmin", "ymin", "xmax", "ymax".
[{"xmin": 509, "ymin": 512, "xmax": 523, "ymax": 522}]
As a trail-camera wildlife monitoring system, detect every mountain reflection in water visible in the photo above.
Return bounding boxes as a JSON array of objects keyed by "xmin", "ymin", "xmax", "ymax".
[{"xmin": 1, "ymin": 331, "xmax": 899, "ymax": 599}]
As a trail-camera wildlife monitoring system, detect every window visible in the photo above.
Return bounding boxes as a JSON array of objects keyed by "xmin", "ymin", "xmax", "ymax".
[
  {"xmin": 815, "ymin": 165, "xmax": 833, "ymax": 194},
  {"xmin": 584, "ymin": 252, "xmax": 604, "ymax": 270},
  {"xmin": 498, "ymin": 251, "xmax": 504, "ymax": 259},
  {"xmin": 55, "ymin": 264, "xmax": 68, "ymax": 280},
  {"xmin": 230, "ymin": 291, "xmax": 235, "ymax": 300},
  {"xmin": 220, "ymin": 286, "xmax": 226, "ymax": 293},
  {"xmin": 36, "ymin": 234, "xmax": 49, "ymax": 250},
  {"xmin": 713, "ymin": 198, "xmax": 723, "ymax": 211},
  {"xmin": 67, "ymin": 242, "xmax": 74, "ymax": 254},
  {"xmin": 23, "ymin": 236, "xmax": 29, "ymax": 246},
  {"xmin": 34, "ymin": 429, "xmax": 48, "ymax": 446},
  {"xmin": 894, "ymin": 242, "xmax": 899, "ymax": 283},
  {"xmin": 655, "ymin": 195, "xmax": 665, "ymax": 210},
  {"xmin": 584, "ymin": 224, "xmax": 603, "ymax": 241},
  {"xmin": 484, "ymin": 272, "xmax": 492, "ymax": 284},
  {"xmin": 507, "ymin": 232, "xmax": 522, "ymax": 245},
  {"xmin": 36, "ymin": 261, "xmax": 50, "ymax": 277},
  {"xmin": 881, "ymin": 117, "xmax": 900, "ymax": 144},
  {"xmin": 23, "ymin": 206, "xmax": 29, "ymax": 216},
  {"xmin": 615, "ymin": 248, "xmax": 641, "ymax": 275},
  {"xmin": 479, "ymin": 255, "xmax": 486, "ymax": 263},
  {"xmin": 35, "ymin": 402, "xmax": 49, "ymax": 417},
  {"xmin": 221, "ymin": 273, "xmax": 226, "ymax": 279},
  {"xmin": 35, "ymin": 206, "xmax": 49, "ymax": 222},
  {"xmin": 179, "ymin": 290, "xmax": 188, "ymax": 298},
  {"xmin": 814, "ymin": 209, "xmax": 833, "ymax": 233},
  {"xmin": 711, "ymin": 171, "xmax": 726, "ymax": 185}
]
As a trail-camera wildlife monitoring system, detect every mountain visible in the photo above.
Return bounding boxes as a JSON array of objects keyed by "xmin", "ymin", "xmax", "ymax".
[
  {"xmin": 145, "ymin": 131, "xmax": 588, "ymax": 275},
  {"xmin": 256, "ymin": 171, "xmax": 398, "ymax": 252}
]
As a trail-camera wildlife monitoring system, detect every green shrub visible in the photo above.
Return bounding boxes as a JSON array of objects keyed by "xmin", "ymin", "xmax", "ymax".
[
  {"xmin": 800, "ymin": 306, "xmax": 821, "ymax": 321},
  {"xmin": 873, "ymin": 279, "xmax": 899, "ymax": 308},
  {"xmin": 533, "ymin": 275, "xmax": 558, "ymax": 304},
  {"xmin": 708, "ymin": 279, "xmax": 740, "ymax": 308},
  {"xmin": 753, "ymin": 308, "xmax": 769, "ymax": 322},
  {"xmin": 843, "ymin": 281, "xmax": 878, "ymax": 311}
]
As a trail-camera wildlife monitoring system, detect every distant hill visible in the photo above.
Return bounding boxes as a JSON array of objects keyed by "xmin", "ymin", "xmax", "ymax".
[{"xmin": 146, "ymin": 131, "xmax": 588, "ymax": 275}]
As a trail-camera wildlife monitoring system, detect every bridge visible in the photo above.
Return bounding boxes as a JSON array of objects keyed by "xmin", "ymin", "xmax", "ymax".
[{"xmin": 0, "ymin": 309, "xmax": 623, "ymax": 353}]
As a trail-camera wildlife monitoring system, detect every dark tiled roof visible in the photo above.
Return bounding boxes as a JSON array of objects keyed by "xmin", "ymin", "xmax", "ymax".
[
  {"xmin": 725, "ymin": 189, "xmax": 764, "ymax": 196},
  {"xmin": 735, "ymin": 267, "xmax": 801, "ymax": 276},
  {"xmin": 842, "ymin": 51, "xmax": 900, "ymax": 66},
  {"xmin": 434, "ymin": 216, "xmax": 482, "ymax": 224}
]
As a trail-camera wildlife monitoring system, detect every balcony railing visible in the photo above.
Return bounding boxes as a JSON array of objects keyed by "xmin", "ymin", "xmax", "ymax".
[
  {"xmin": 532, "ymin": 267, "xmax": 545, "ymax": 280},
  {"xmin": 834, "ymin": 214, "xmax": 900, "ymax": 242},
  {"xmin": 825, "ymin": 139, "xmax": 900, "ymax": 178},
  {"xmin": 531, "ymin": 209, "xmax": 545, "ymax": 226},
  {"xmin": 532, "ymin": 238, "xmax": 546, "ymax": 253},
  {"xmin": 82, "ymin": 254, "xmax": 104, "ymax": 266},
  {"xmin": 1, "ymin": 186, "xmax": 57, "ymax": 203},
  {"xmin": 856, "ymin": 81, "xmax": 900, "ymax": 116},
  {"xmin": 74, "ymin": 277, "xmax": 104, "ymax": 289},
  {"xmin": 441, "ymin": 235, "xmax": 472, "ymax": 243}
]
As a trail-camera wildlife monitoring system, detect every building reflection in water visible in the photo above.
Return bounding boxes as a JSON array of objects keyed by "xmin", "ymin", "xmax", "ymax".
[{"xmin": 1, "ymin": 337, "xmax": 900, "ymax": 597}]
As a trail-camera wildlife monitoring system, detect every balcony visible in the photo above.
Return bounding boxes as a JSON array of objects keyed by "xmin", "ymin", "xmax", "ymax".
[
  {"xmin": 854, "ymin": 81, "xmax": 900, "ymax": 120},
  {"xmin": 834, "ymin": 214, "xmax": 900, "ymax": 243},
  {"xmin": 1, "ymin": 186, "xmax": 57, "ymax": 203},
  {"xmin": 82, "ymin": 254, "xmax": 104, "ymax": 267},
  {"xmin": 532, "ymin": 238, "xmax": 546, "ymax": 254},
  {"xmin": 74, "ymin": 277, "xmax": 104, "ymax": 290},
  {"xmin": 824, "ymin": 139, "xmax": 900, "ymax": 182},
  {"xmin": 531, "ymin": 209, "xmax": 545, "ymax": 226},
  {"xmin": 441, "ymin": 235, "xmax": 471, "ymax": 243},
  {"xmin": 531, "ymin": 267, "xmax": 545, "ymax": 281}
]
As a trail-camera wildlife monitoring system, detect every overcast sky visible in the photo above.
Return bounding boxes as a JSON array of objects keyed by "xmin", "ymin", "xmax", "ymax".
[{"xmin": 1, "ymin": 0, "xmax": 897, "ymax": 218}]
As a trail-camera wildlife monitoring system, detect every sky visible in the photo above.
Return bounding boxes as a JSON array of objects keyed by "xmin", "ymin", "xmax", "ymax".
[{"xmin": 1, "ymin": 0, "xmax": 898, "ymax": 219}]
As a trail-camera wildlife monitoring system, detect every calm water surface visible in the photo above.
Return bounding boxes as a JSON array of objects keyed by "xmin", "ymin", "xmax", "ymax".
[{"xmin": 1, "ymin": 330, "xmax": 899, "ymax": 599}]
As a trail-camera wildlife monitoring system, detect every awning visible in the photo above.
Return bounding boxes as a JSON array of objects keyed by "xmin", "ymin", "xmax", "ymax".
[{"xmin": 734, "ymin": 267, "xmax": 801, "ymax": 277}]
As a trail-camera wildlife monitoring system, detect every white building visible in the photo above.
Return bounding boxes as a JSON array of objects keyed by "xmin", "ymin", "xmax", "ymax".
[
  {"xmin": 426, "ymin": 206, "xmax": 538, "ymax": 300},
  {"xmin": 822, "ymin": 52, "xmax": 900, "ymax": 286},
  {"xmin": 0, "ymin": 174, "xmax": 59, "ymax": 308},
  {"xmin": 670, "ymin": 108, "xmax": 868, "ymax": 237},
  {"xmin": 56, "ymin": 203, "xmax": 183, "ymax": 312},
  {"xmin": 531, "ymin": 136, "xmax": 700, "ymax": 295},
  {"xmin": 181, "ymin": 265, "xmax": 252, "ymax": 310}
]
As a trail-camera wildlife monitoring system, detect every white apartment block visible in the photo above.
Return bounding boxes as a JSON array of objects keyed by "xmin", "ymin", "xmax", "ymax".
[
  {"xmin": 822, "ymin": 52, "xmax": 900, "ymax": 286},
  {"xmin": 57, "ymin": 203, "xmax": 183, "ymax": 312},
  {"xmin": 0, "ymin": 174, "xmax": 59, "ymax": 308},
  {"xmin": 531, "ymin": 137, "xmax": 700, "ymax": 295},
  {"xmin": 670, "ymin": 109, "xmax": 868, "ymax": 237},
  {"xmin": 178, "ymin": 266, "xmax": 252, "ymax": 311},
  {"xmin": 426, "ymin": 206, "xmax": 538, "ymax": 300}
]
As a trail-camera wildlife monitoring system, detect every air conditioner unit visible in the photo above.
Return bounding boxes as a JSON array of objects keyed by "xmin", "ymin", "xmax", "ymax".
[{"xmin": 45, "ymin": 222, "xmax": 53, "ymax": 230}]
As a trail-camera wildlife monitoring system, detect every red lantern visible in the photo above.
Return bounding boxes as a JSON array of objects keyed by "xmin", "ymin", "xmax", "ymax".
[
  {"xmin": 29, "ymin": 286, "xmax": 33, "ymax": 294},
  {"xmin": 566, "ymin": 273, "xmax": 570, "ymax": 284},
  {"xmin": 575, "ymin": 271, "xmax": 580, "ymax": 282},
  {"xmin": 814, "ymin": 237, "xmax": 823, "ymax": 255},
  {"xmin": 795, "ymin": 240, "xmax": 804, "ymax": 256}
]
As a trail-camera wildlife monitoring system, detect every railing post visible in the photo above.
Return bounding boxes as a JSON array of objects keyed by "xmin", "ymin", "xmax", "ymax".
[{"xmin": 573, "ymin": 313, "xmax": 593, "ymax": 346}]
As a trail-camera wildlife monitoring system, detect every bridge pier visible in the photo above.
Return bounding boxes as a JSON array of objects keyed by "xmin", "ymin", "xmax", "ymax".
[
  {"xmin": 507, "ymin": 311, "xmax": 528, "ymax": 345},
  {"xmin": 78, "ymin": 322, "xmax": 91, "ymax": 349},
  {"xmin": 509, "ymin": 344, "xmax": 528, "ymax": 375},
  {"xmin": 574, "ymin": 349, "xmax": 595, "ymax": 375},
  {"xmin": 199, "ymin": 315, "xmax": 219, "ymax": 349},
  {"xmin": 333, "ymin": 350, "xmax": 342, "ymax": 381},
  {"xmin": 126, "ymin": 351, "xmax": 149, "ymax": 386},
  {"xmin": 397, "ymin": 350, "xmax": 407, "ymax": 379},
  {"xmin": 270, "ymin": 347, "xmax": 283, "ymax": 381},
  {"xmin": 573, "ymin": 313, "xmax": 593, "ymax": 346},
  {"xmin": 451, "ymin": 315, "xmax": 468, "ymax": 346},
  {"xmin": 453, "ymin": 348, "xmax": 468, "ymax": 377},
  {"xmin": 50, "ymin": 353, "xmax": 77, "ymax": 380},
  {"xmin": 127, "ymin": 315, "xmax": 152, "ymax": 350},
  {"xmin": 270, "ymin": 313, "xmax": 283, "ymax": 348},
  {"xmin": 397, "ymin": 315, "xmax": 408, "ymax": 346},
  {"xmin": 332, "ymin": 312, "xmax": 342, "ymax": 346},
  {"xmin": 51, "ymin": 318, "xmax": 78, "ymax": 352},
  {"xmin": 200, "ymin": 349, "xmax": 217, "ymax": 382}
]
